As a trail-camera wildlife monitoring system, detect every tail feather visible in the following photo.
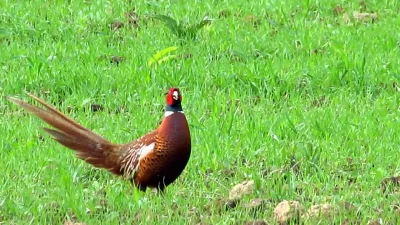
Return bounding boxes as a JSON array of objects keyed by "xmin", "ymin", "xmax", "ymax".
[
  {"xmin": 26, "ymin": 93, "xmax": 107, "ymax": 143},
  {"xmin": 42, "ymin": 128, "xmax": 96, "ymax": 153},
  {"xmin": 7, "ymin": 93, "xmax": 123, "ymax": 176}
]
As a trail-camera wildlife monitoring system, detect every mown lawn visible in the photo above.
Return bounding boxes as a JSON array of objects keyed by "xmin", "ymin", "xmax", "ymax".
[{"xmin": 1, "ymin": 0, "xmax": 400, "ymax": 224}]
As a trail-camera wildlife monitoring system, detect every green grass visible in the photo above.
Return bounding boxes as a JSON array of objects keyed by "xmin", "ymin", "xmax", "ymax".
[{"xmin": 1, "ymin": 0, "xmax": 400, "ymax": 224}]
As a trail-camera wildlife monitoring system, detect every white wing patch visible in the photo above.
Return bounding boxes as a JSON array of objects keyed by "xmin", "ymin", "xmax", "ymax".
[
  {"xmin": 121, "ymin": 142, "xmax": 155, "ymax": 179},
  {"xmin": 138, "ymin": 143, "xmax": 155, "ymax": 161}
]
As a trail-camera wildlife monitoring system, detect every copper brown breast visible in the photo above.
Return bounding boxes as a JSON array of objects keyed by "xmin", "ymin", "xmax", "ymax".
[{"xmin": 132, "ymin": 112, "xmax": 191, "ymax": 191}]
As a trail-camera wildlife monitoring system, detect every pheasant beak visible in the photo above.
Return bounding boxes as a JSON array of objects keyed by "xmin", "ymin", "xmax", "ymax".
[{"xmin": 172, "ymin": 91, "xmax": 179, "ymax": 100}]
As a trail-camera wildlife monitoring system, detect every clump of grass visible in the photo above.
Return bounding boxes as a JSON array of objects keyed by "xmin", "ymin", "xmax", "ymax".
[{"xmin": 151, "ymin": 14, "xmax": 212, "ymax": 40}]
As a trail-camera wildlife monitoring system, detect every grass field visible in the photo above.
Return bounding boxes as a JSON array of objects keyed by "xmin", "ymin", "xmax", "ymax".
[{"xmin": 1, "ymin": 0, "xmax": 400, "ymax": 224}]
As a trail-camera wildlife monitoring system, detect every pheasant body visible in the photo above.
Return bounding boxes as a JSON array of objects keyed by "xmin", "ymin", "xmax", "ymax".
[{"xmin": 7, "ymin": 88, "xmax": 191, "ymax": 192}]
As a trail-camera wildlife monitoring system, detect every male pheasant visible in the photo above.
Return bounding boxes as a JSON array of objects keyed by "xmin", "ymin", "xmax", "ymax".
[{"xmin": 7, "ymin": 88, "xmax": 191, "ymax": 192}]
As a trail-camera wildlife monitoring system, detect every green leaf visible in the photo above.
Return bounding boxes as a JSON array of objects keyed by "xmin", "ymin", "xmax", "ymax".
[
  {"xmin": 186, "ymin": 17, "xmax": 213, "ymax": 39},
  {"xmin": 152, "ymin": 15, "xmax": 213, "ymax": 40},
  {"xmin": 152, "ymin": 15, "xmax": 182, "ymax": 37},
  {"xmin": 156, "ymin": 55, "xmax": 177, "ymax": 64},
  {"xmin": 148, "ymin": 46, "xmax": 178, "ymax": 66}
]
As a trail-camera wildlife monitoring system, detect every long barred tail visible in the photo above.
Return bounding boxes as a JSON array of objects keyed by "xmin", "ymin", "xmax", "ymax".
[{"xmin": 7, "ymin": 93, "xmax": 123, "ymax": 175}]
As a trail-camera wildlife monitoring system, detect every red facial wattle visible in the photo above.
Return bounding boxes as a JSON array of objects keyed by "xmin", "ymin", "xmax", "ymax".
[{"xmin": 167, "ymin": 93, "xmax": 174, "ymax": 105}]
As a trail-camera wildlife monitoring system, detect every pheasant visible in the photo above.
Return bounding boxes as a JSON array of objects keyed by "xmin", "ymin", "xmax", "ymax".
[{"xmin": 6, "ymin": 88, "xmax": 191, "ymax": 192}]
